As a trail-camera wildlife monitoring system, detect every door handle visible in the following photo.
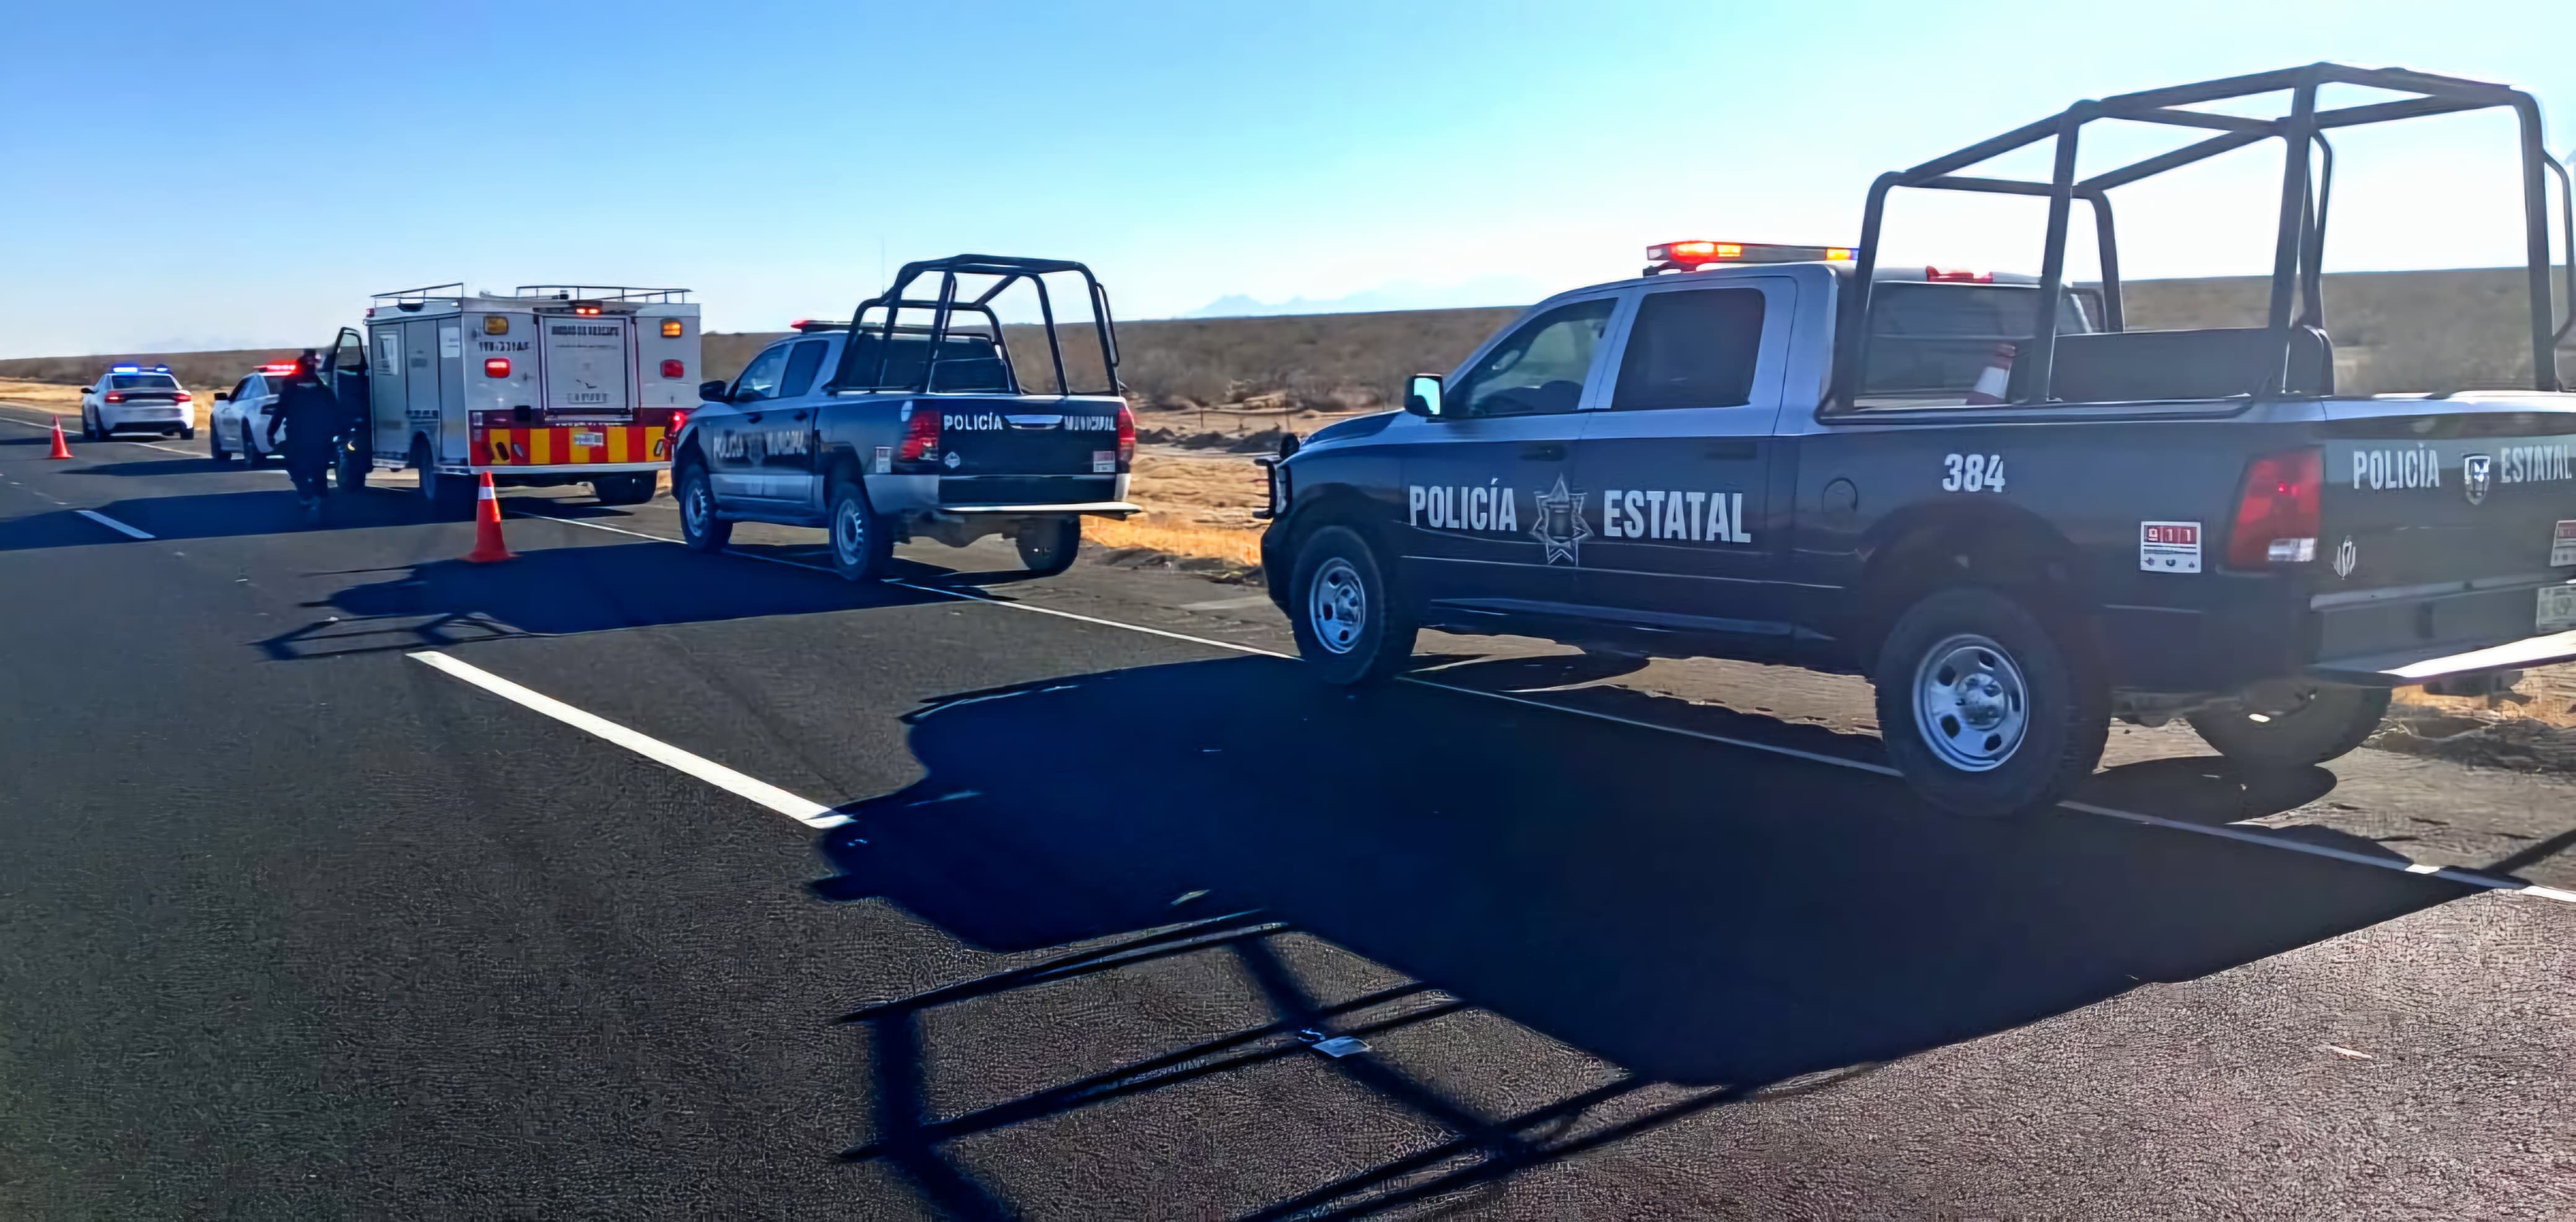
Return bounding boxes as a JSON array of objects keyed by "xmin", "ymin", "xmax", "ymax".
[
  {"xmin": 744, "ymin": 413, "xmax": 764, "ymax": 422},
  {"xmin": 1521, "ymin": 442, "xmax": 1566, "ymax": 461}
]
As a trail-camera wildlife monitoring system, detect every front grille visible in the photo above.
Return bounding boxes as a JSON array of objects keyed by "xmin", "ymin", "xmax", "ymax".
[{"xmin": 938, "ymin": 475, "xmax": 1115, "ymax": 506}]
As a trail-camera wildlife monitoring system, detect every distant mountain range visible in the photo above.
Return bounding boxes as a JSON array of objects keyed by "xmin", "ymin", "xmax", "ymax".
[{"xmin": 1180, "ymin": 274, "xmax": 1549, "ymax": 320}]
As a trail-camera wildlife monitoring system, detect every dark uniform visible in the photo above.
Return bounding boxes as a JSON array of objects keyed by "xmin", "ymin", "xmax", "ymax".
[{"xmin": 266, "ymin": 357, "xmax": 342, "ymax": 515}]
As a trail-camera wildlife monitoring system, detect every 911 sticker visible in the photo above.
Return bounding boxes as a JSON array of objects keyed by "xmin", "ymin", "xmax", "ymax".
[
  {"xmin": 2140, "ymin": 521, "xmax": 2201, "ymax": 573},
  {"xmin": 1093, "ymin": 450, "xmax": 1116, "ymax": 474},
  {"xmin": 2553, "ymin": 520, "xmax": 2576, "ymax": 567},
  {"xmin": 874, "ymin": 445, "xmax": 892, "ymax": 474}
]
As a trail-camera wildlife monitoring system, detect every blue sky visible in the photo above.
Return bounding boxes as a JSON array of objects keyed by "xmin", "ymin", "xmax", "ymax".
[{"xmin": 1, "ymin": 0, "xmax": 2569, "ymax": 356}]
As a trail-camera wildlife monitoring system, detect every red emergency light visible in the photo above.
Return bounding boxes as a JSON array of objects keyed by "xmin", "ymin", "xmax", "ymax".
[
  {"xmin": 1925, "ymin": 266, "xmax": 1996, "ymax": 284},
  {"xmin": 1646, "ymin": 240, "xmax": 1857, "ymax": 273},
  {"xmin": 259, "ymin": 363, "xmax": 298, "ymax": 375},
  {"xmin": 484, "ymin": 358, "xmax": 512, "ymax": 378}
]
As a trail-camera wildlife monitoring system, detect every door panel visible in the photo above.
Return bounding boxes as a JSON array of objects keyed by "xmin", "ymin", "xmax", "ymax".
[
  {"xmin": 1573, "ymin": 277, "xmax": 1795, "ymax": 631},
  {"xmin": 1399, "ymin": 295, "xmax": 1622, "ymax": 612},
  {"xmin": 707, "ymin": 343, "xmax": 791, "ymax": 507},
  {"xmin": 402, "ymin": 320, "xmax": 443, "ymax": 460}
]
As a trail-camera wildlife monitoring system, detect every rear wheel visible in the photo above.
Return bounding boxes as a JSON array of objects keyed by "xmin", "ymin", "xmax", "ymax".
[
  {"xmin": 2187, "ymin": 684, "xmax": 2391, "ymax": 769},
  {"xmin": 1013, "ymin": 516, "xmax": 1081, "ymax": 577},
  {"xmin": 1289, "ymin": 525, "xmax": 1416, "ymax": 684},
  {"xmin": 828, "ymin": 478, "xmax": 890, "ymax": 582},
  {"xmin": 81, "ymin": 409, "xmax": 98, "ymax": 440},
  {"xmin": 677, "ymin": 461, "xmax": 730, "ymax": 552},
  {"xmin": 178, "ymin": 426, "xmax": 194, "ymax": 440},
  {"xmin": 412, "ymin": 440, "xmax": 473, "ymax": 519},
  {"xmin": 1872, "ymin": 586, "xmax": 2107, "ymax": 819}
]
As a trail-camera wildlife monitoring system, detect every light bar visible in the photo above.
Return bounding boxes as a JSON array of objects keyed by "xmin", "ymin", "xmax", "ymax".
[
  {"xmin": 1645, "ymin": 240, "xmax": 1856, "ymax": 273},
  {"xmin": 259, "ymin": 363, "xmax": 297, "ymax": 375},
  {"xmin": 111, "ymin": 364, "xmax": 139, "ymax": 373},
  {"xmin": 790, "ymin": 318, "xmax": 850, "ymax": 332}
]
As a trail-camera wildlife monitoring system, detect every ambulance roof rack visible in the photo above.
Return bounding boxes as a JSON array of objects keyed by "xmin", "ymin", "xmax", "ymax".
[
  {"xmin": 512, "ymin": 285, "xmax": 692, "ymax": 303},
  {"xmin": 371, "ymin": 282, "xmax": 467, "ymax": 301}
]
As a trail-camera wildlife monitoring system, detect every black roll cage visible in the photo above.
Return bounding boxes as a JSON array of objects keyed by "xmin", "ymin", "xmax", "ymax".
[
  {"xmin": 828, "ymin": 255, "xmax": 1122, "ymax": 398},
  {"xmin": 1834, "ymin": 63, "xmax": 2575, "ymax": 409}
]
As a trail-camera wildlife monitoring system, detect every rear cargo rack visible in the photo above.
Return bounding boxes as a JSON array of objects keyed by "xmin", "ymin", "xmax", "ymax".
[{"xmin": 1836, "ymin": 63, "xmax": 2573, "ymax": 408}]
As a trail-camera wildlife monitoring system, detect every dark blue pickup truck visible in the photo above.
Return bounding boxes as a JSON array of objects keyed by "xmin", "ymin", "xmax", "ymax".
[{"xmin": 1261, "ymin": 65, "xmax": 2576, "ymax": 818}]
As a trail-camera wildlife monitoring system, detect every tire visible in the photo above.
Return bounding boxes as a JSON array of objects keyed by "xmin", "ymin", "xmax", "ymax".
[
  {"xmin": 412, "ymin": 440, "xmax": 472, "ymax": 520},
  {"xmin": 81, "ymin": 410, "xmax": 98, "ymax": 441},
  {"xmin": 334, "ymin": 440, "xmax": 368, "ymax": 493},
  {"xmin": 1013, "ymin": 515, "xmax": 1081, "ymax": 577},
  {"xmin": 243, "ymin": 424, "xmax": 271, "ymax": 468},
  {"xmin": 591, "ymin": 471, "xmax": 655, "ymax": 505},
  {"xmin": 1872, "ymin": 586, "xmax": 2108, "ymax": 819},
  {"xmin": 178, "ymin": 427, "xmax": 194, "ymax": 440},
  {"xmin": 1288, "ymin": 525, "xmax": 1417, "ymax": 684},
  {"xmin": 209, "ymin": 424, "xmax": 232, "ymax": 463},
  {"xmin": 676, "ymin": 461, "xmax": 730, "ymax": 552},
  {"xmin": 827, "ymin": 478, "xmax": 890, "ymax": 582},
  {"xmin": 2187, "ymin": 685, "xmax": 2391, "ymax": 769}
]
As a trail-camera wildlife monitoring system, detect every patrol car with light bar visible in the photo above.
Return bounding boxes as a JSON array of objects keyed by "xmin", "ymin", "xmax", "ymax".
[
  {"xmin": 1260, "ymin": 64, "xmax": 2576, "ymax": 820},
  {"xmin": 206, "ymin": 361, "xmax": 305, "ymax": 466},
  {"xmin": 668, "ymin": 255, "xmax": 1139, "ymax": 582},
  {"xmin": 79, "ymin": 365, "xmax": 194, "ymax": 440},
  {"xmin": 309, "ymin": 284, "xmax": 700, "ymax": 515}
]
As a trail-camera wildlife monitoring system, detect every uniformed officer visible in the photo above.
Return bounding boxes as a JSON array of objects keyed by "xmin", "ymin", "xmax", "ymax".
[{"xmin": 264, "ymin": 349, "xmax": 342, "ymax": 523}]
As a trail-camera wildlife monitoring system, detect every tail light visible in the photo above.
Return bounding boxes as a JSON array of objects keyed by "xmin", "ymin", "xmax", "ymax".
[
  {"xmin": 897, "ymin": 406, "xmax": 941, "ymax": 462},
  {"xmin": 174, "ymin": 391, "xmax": 193, "ymax": 403},
  {"xmin": 484, "ymin": 358, "xmax": 511, "ymax": 378},
  {"xmin": 668, "ymin": 409, "xmax": 687, "ymax": 435},
  {"xmin": 104, "ymin": 391, "xmax": 125, "ymax": 403},
  {"xmin": 2226, "ymin": 447, "xmax": 2322, "ymax": 568},
  {"xmin": 660, "ymin": 359, "xmax": 685, "ymax": 378},
  {"xmin": 1115, "ymin": 403, "xmax": 1136, "ymax": 467}
]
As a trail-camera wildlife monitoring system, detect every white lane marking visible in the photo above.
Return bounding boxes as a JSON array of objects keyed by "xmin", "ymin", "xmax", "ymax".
[
  {"xmin": 407, "ymin": 650, "xmax": 848, "ymax": 829},
  {"xmin": 1180, "ymin": 594, "xmax": 1276, "ymax": 612},
  {"xmin": 502, "ymin": 505, "xmax": 2576, "ymax": 905},
  {"xmin": 76, "ymin": 508, "xmax": 155, "ymax": 539}
]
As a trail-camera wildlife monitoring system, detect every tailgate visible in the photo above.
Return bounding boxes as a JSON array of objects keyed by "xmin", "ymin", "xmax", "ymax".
[
  {"xmin": 928, "ymin": 395, "xmax": 1126, "ymax": 504},
  {"xmin": 2313, "ymin": 397, "xmax": 2576, "ymax": 660}
]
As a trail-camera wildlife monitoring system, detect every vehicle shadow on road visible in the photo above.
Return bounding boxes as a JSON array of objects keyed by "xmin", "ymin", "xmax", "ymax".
[
  {"xmin": 807, "ymin": 656, "xmax": 2468, "ymax": 1216},
  {"xmin": 0, "ymin": 487, "xmax": 425, "ymax": 553},
  {"xmin": 259, "ymin": 541, "xmax": 951, "ymax": 659}
]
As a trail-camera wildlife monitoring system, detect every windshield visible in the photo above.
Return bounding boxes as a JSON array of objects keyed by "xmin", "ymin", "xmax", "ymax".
[
  {"xmin": 841, "ymin": 332, "xmax": 1015, "ymax": 393},
  {"xmin": 108, "ymin": 373, "xmax": 180, "ymax": 391}
]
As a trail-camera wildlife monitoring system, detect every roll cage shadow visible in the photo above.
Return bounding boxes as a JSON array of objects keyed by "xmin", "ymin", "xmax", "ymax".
[
  {"xmin": 1832, "ymin": 63, "xmax": 2575, "ymax": 411},
  {"xmin": 827, "ymin": 255, "xmax": 1122, "ymax": 397}
]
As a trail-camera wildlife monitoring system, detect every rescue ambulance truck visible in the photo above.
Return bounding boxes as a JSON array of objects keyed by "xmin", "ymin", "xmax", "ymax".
[{"xmin": 322, "ymin": 284, "xmax": 700, "ymax": 515}]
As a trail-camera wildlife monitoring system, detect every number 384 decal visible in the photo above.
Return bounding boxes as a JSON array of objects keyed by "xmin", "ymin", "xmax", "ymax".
[{"xmin": 1941, "ymin": 453, "xmax": 2008, "ymax": 493}]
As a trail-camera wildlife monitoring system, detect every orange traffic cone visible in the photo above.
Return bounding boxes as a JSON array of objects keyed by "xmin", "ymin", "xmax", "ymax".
[
  {"xmin": 45, "ymin": 416, "xmax": 72, "ymax": 460},
  {"xmin": 1965, "ymin": 342, "xmax": 2016, "ymax": 405},
  {"xmin": 462, "ymin": 471, "xmax": 516, "ymax": 564}
]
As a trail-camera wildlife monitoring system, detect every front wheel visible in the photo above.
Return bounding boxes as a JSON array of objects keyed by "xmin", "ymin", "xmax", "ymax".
[
  {"xmin": 827, "ymin": 478, "xmax": 890, "ymax": 582},
  {"xmin": 676, "ymin": 462, "xmax": 731, "ymax": 552},
  {"xmin": 209, "ymin": 424, "xmax": 232, "ymax": 463},
  {"xmin": 1013, "ymin": 516, "xmax": 1081, "ymax": 577},
  {"xmin": 243, "ymin": 424, "xmax": 271, "ymax": 468},
  {"xmin": 1289, "ymin": 525, "xmax": 1416, "ymax": 684},
  {"xmin": 1872, "ymin": 586, "xmax": 2107, "ymax": 819},
  {"xmin": 2186, "ymin": 685, "xmax": 2391, "ymax": 769}
]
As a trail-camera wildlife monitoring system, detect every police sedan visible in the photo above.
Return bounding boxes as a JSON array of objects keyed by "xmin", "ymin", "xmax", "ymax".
[
  {"xmin": 207, "ymin": 362, "xmax": 300, "ymax": 466},
  {"xmin": 79, "ymin": 365, "xmax": 195, "ymax": 440}
]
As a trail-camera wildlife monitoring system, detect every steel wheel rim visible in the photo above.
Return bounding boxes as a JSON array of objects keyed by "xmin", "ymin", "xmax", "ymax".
[
  {"xmin": 1912, "ymin": 633, "xmax": 2030, "ymax": 772},
  {"xmin": 1307, "ymin": 557, "xmax": 1367, "ymax": 655},
  {"xmin": 682, "ymin": 477, "xmax": 711, "ymax": 535},
  {"xmin": 834, "ymin": 499, "xmax": 868, "ymax": 564}
]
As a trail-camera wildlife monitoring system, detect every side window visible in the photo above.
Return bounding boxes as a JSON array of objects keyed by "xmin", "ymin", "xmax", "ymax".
[
  {"xmin": 778, "ymin": 339, "xmax": 829, "ymax": 398},
  {"xmin": 1449, "ymin": 299, "xmax": 1616, "ymax": 418},
  {"xmin": 376, "ymin": 332, "xmax": 400, "ymax": 378},
  {"xmin": 230, "ymin": 377, "xmax": 255, "ymax": 401},
  {"xmin": 733, "ymin": 344, "xmax": 791, "ymax": 401},
  {"xmin": 1609, "ymin": 287, "xmax": 1766, "ymax": 411}
]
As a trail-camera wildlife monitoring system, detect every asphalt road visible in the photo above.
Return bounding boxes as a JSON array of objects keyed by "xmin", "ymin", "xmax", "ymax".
[{"xmin": 1, "ymin": 404, "xmax": 2570, "ymax": 1219}]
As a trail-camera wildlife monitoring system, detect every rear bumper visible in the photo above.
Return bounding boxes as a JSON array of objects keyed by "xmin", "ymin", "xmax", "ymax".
[
  {"xmin": 934, "ymin": 500, "xmax": 1141, "ymax": 517},
  {"xmin": 2307, "ymin": 629, "xmax": 2576, "ymax": 686}
]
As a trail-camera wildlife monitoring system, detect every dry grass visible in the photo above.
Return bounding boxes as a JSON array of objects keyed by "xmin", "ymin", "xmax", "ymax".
[{"xmin": 1083, "ymin": 512, "xmax": 1264, "ymax": 569}]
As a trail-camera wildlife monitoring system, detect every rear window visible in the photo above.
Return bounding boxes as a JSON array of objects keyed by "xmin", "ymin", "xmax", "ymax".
[
  {"xmin": 842, "ymin": 333, "xmax": 1014, "ymax": 393},
  {"xmin": 1611, "ymin": 287, "xmax": 1765, "ymax": 411},
  {"xmin": 110, "ymin": 374, "xmax": 180, "ymax": 391},
  {"xmin": 1858, "ymin": 284, "xmax": 2095, "ymax": 404}
]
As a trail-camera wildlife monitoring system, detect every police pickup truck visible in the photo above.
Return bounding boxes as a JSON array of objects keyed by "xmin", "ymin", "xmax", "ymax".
[
  {"xmin": 670, "ymin": 256, "xmax": 1139, "ymax": 580},
  {"xmin": 1261, "ymin": 64, "xmax": 2576, "ymax": 819}
]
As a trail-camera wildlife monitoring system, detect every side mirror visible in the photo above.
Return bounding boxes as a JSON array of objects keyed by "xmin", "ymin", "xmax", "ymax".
[
  {"xmin": 698, "ymin": 380, "xmax": 729, "ymax": 402},
  {"xmin": 1403, "ymin": 373, "xmax": 1445, "ymax": 418},
  {"xmin": 213, "ymin": 391, "xmax": 230, "ymax": 401}
]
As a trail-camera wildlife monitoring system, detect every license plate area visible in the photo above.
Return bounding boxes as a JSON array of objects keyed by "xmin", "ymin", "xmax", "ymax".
[{"xmin": 2539, "ymin": 584, "xmax": 2576, "ymax": 633}]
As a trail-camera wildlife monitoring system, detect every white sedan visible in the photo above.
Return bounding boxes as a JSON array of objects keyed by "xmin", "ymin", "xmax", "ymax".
[
  {"xmin": 79, "ymin": 365, "xmax": 195, "ymax": 440},
  {"xmin": 207, "ymin": 363, "xmax": 300, "ymax": 466}
]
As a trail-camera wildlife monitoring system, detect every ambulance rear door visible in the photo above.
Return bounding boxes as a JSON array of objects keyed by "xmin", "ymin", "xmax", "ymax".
[{"xmin": 539, "ymin": 312, "xmax": 634, "ymax": 419}]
